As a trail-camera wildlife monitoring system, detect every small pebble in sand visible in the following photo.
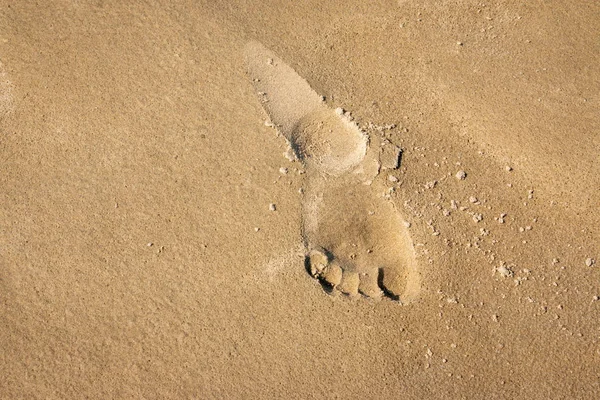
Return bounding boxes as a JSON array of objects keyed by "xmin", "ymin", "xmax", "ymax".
[
  {"xmin": 593, "ymin": 296, "xmax": 599, "ymax": 301},
  {"xmin": 279, "ymin": 167, "xmax": 288, "ymax": 175},
  {"xmin": 455, "ymin": 170, "xmax": 467, "ymax": 180},
  {"xmin": 254, "ymin": 227, "xmax": 260, "ymax": 232},
  {"xmin": 388, "ymin": 175, "xmax": 399, "ymax": 182},
  {"xmin": 505, "ymin": 166, "xmax": 513, "ymax": 172},
  {"xmin": 267, "ymin": 58, "xmax": 274, "ymax": 65},
  {"xmin": 528, "ymin": 190, "xmax": 534, "ymax": 199},
  {"xmin": 335, "ymin": 107, "xmax": 345, "ymax": 115},
  {"xmin": 269, "ymin": 203, "xmax": 276, "ymax": 211},
  {"xmin": 442, "ymin": 209, "xmax": 451, "ymax": 217},
  {"xmin": 469, "ymin": 196, "xmax": 478, "ymax": 203},
  {"xmin": 147, "ymin": 242, "xmax": 153, "ymax": 247},
  {"xmin": 264, "ymin": 120, "xmax": 275, "ymax": 127},
  {"xmin": 380, "ymin": 145, "xmax": 402, "ymax": 169},
  {"xmin": 284, "ymin": 146, "xmax": 297, "ymax": 161},
  {"xmin": 472, "ymin": 213, "xmax": 483, "ymax": 223},
  {"xmin": 586, "ymin": 258, "xmax": 596, "ymax": 267},
  {"xmin": 320, "ymin": 95, "xmax": 326, "ymax": 102},
  {"xmin": 496, "ymin": 265, "xmax": 514, "ymax": 278},
  {"xmin": 403, "ymin": 221, "xmax": 411, "ymax": 228},
  {"xmin": 497, "ymin": 213, "xmax": 506, "ymax": 224},
  {"xmin": 450, "ymin": 200, "xmax": 458, "ymax": 209},
  {"xmin": 424, "ymin": 180, "xmax": 437, "ymax": 189}
]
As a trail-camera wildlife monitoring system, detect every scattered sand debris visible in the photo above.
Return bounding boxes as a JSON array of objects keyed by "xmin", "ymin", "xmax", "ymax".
[
  {"xmin": 528, "ymin": 189, "xmax": 534, "ymax": 199},
  {"xmin": 514, "ymin": 277, "xmax": 523, "ymax": 286},
  {"xmin": 424, "ymin": 180, "xmax": 437, "ymax": 189},
  {"xmin": 480, "ymin": 228, "xmax": 489, "ymax": 236},
  {"xmin": 368, "ymin": 122, "xmax": 398, "ymax": 132},
  {"xmin": 442, "ymin": 209, "xmax": 451, "ymax": 217},
  {"xmin": 455, "ymin": 170, "xmax": 467, "ymax": 180},
  {"xmin": 265, "ymin": 119, "xmax": 275, "ymax": 127},
  {"xmin": 472, "ymin": 213, "xmax": 483, "ymax": 223},
  {"xmin": 388, "ymin": 175, "xmax": 399, "ymax": 182},
  {"xmin": 586, "ymin": 258, "xmax": 596, "ymax": 267},
  {"xmin": 496, "ymin": 264, "xmax": 514, "ymax": 278},
  {"xmin": 269, "ymin": 203, "xmax": 277, "ymax": 211},
  {"xmin": 279, "ymin": 167, "xmax": 288, "ymax": 174},
  {"xmin": 492, "ymin": 314, "xmax": 499, "ymax": 322}
]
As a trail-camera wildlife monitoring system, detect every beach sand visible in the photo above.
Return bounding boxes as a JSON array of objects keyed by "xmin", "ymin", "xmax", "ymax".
[{"xmin": 1, "ymin": 1, "xmax": 599, "ymax": 398}]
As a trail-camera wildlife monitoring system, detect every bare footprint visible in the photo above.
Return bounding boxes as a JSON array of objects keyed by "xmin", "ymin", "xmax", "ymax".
[{"xmin": 245, "ymin": 42, "xmax": 420, "ymax": 303}]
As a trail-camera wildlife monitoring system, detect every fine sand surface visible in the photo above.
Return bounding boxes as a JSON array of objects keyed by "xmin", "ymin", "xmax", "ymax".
[{"xmin": 1, "ymin": 1, "xmax": 599, "ymax": 398}]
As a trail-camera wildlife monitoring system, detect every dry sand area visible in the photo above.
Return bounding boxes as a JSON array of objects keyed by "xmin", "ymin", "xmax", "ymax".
[{"xmin": 1, "ymin": 1, "xmax": 599, "ymax": 398}]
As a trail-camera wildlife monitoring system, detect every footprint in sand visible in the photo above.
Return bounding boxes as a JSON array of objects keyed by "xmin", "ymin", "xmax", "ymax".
[{"xmin": 245, "ymin": 42, "xmax": 420, "ymax": 303}]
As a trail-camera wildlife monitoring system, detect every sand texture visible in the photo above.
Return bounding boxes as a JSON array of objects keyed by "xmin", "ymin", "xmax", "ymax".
[{"xmin": 1, "ymin": 1, "xmax": 599, "ymax": 398}]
